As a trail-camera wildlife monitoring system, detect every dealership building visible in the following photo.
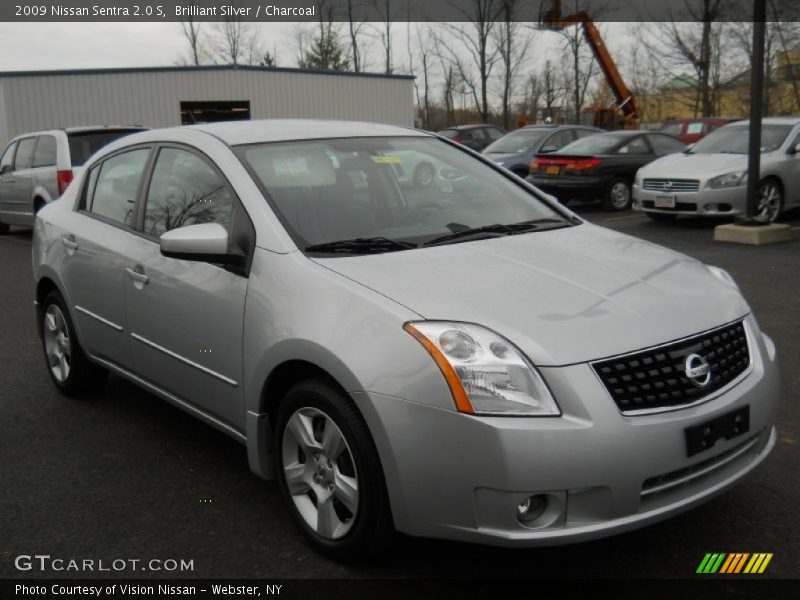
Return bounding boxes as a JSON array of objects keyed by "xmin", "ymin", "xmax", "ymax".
[{"xmin": 0, "ymin": 65, "xmax": 416, "ymax": 146}]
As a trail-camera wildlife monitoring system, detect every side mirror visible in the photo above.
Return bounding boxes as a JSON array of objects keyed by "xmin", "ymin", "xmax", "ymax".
[
  {"xmin": 159, "ymin": 223, "xmax": 244, "ymax": 265},
  {"xmin": 540, "ymin": 145, "xmax": 558, "ymax": 153}
]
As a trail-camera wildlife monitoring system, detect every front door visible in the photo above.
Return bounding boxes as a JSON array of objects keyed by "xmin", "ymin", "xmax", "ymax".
[
  {"xmin": 124, "ymin": 146, "xmax": 249, "ymax": 430},
  {"xmin": 0, "ymin": 137, "xmax": 35, "ymax": 225}
]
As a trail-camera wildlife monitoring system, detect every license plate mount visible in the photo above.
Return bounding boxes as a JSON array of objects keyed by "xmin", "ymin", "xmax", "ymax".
[
  {"xmin": 546, "ymin": 165, "xmax": 560, "ymax": 175},
  {"xmin": 685, "ymin": 406, "xmax": 750, "ymax": 457},
  {"xmin": 654, "ymin": 194, "xmax": 677, "ymax": 208}
]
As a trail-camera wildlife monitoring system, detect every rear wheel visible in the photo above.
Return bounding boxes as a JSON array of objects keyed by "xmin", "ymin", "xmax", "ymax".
[
  {"xmin": 275, "ymin": 378, "xmax": 393, "ymax": 561},
  {"xmin": 602, "ymin": 178, "xmax": 632, "ymax": 211},
  {"xmin": 756, "ymin": 178, "xmax": 783, "ymax": 223},
  {"xmin": 646, "ymin": 212, "xmax": 678, "ymax": 223},
  {"xmin": 41, "ymin": 290, "xmax": 107, "ymax": 397}
]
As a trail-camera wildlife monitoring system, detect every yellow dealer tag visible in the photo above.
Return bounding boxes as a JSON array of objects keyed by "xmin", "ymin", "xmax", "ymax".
[{"xmin": 371, "ymin": 155, "xmax": 403, "ymax": 164}]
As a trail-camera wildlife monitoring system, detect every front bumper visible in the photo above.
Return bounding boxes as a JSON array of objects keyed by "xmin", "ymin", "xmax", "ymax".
[
  {"xmin": 528, "ymin": 175, "xmax": 606, "ymax": 200},
  {"xmin": 362, "ymin": 315, "xmax": 779, "ymax": 547},
  {"xmin": 632, "ymin": 183, "xmax": 747, "ymax": 216}
]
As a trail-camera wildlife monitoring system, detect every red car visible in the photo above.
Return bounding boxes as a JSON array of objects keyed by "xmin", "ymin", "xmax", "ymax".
[{"xmin": 659, "ymin": 118, "xmax": 741, "ymax": 144}]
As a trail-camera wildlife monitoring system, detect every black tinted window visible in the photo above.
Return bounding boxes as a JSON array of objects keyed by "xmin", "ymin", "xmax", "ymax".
[
  {"xmin": 14, "ymin": 138, "xmax": 36, "ymax": 170},
  {"xmin": 68, "ymin": 130, "xmax": 144, "ymax": 167},
  {"xmin": 88, "ymin": 148, "xmax": 149, "ymax": 226},
  {"xmin": 144, "ymin": 148, "xmax": 234, "ymax": 237},
  {"xmin": 0, "ymin": 142, "xmax": 16, "ymax": 172},
  {"xmin": 617, "ymin": 137, "xmax": 651, "ymax": 155},
  {"xmin": 33, "ymin": 135, "xmax": 57, "ymax": 167}
]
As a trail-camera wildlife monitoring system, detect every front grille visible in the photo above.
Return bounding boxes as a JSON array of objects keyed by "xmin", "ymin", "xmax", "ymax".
[
  {"xmin": 593, "ymin": 320, "xmax": 750, "ymax": 413},
  {"xmin": 643, "ymin": 178, "xmax": 700, "ymax": 192}
]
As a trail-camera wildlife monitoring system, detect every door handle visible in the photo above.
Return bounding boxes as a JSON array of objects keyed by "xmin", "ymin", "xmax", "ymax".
[
  {"xmin": 61, "ymin": 235, "xmax": 78, "ymax": 250},
  {"xmin": 126, "ymin": 265, "xmax": 149, "ymax": 285}
]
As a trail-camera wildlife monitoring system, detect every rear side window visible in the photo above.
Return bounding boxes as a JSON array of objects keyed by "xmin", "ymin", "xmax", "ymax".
[
  {"xmin": 471, "ymin": 128, "xmax": 486, "ymax": 141},
  {"xmin": 87, "ymin": 148, "xmax": 150, "ymax": 226},
  {"xmin": 438, "ymin": 130, "xmax": 458, "ymax": 139},
  {"xmin": 33, "ymin": 135, "xmax": 57, "ymax": 167},
  {"xmin": 543, "ymin": 129, "xmax": 574, "ymax": 151},
  {"xmin": 486, "ymin": 127, "xmax": 504, "ymax": 140},
  {"xmin": 574, "ymin": 129, "xmax": 598, "ymax": 140},
  {"xmin": 686, "ymin": 122, "xmax": 705, "ymax": 135},
  {"xmin": 68, "ymin": 130, "xmax": 144, "ymax": 167},
  {"xmin": 143, "ymin": 148, "xmax": 234, "ymax": 238},
  {"xmin": 0, "ymin": 142, "xmax": 16, "ymax": 173},
  {"xmin": 14, "ymin": 138, "xmax": 36, "ymax": 170},
  {"xmin": 650, "ymin": 135, "xmax": 686, "ymax": 155}
]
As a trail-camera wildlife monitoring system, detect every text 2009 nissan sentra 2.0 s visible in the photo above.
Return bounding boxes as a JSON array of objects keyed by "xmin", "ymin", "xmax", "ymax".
[{"xmin": 32, "ymin": 120, "xmax": 779, "ymax": 559}]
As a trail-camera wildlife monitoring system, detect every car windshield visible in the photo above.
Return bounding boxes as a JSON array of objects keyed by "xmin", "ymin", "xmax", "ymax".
[
  {"xmin": 237, "ymin": 137, "xmax": 568, "ymax": 253},
  {"xmin": 691, "ymin": 124, "xmax": 792, "ymax": 154},
  {"xmin": 483, "ymin": 130, "xmax": 548, "ymax": 154},
  {"xmin": 557, "ymin": 134, "xmax": 626, "ymax": 155},
  {"xmin": 67, "ymin": 129, "xmax": 145, "ymax": 166}
]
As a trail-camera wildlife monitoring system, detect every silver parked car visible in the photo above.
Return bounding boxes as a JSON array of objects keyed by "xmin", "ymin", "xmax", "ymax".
[
  {"xmin": 633, "ymin": 117, "xmax": 800, "ymax": 222},
  {"xmin": 32, "ymin": 120, "xmax": 779, "ymax": 559},
  {"xmin": 0, "ymin": 126, "xmax": 145, "ymax": 232}
]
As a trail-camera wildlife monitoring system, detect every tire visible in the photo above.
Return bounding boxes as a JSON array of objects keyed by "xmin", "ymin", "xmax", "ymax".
[
  {"xmin": 40, "ymin": 290, "xmax": 107, "ymax": 397},
  {"xmin": 0, "ymin": 221, "xmax": 9, "ymax": 234},
  {"xmin": 275, "ymin": 378, "xmax": 393, "ymax": 561},
  {"xmin": 646, "ymin": 212, "xmax": 678, "ymax": 223},
  {"xmin": 511, "ymin": 168, "xmax": 529, "ymax": 179},
  {"xmin": 602, "ymin": 178, "xmax": 632, "ymax": 211},
  {"xmin": 412, "ymin": 161, "xmax": 435, "ymax": 187},
  {"xmin": 756, "ymin": 178, "xmax": 784, "ymax": 223}
]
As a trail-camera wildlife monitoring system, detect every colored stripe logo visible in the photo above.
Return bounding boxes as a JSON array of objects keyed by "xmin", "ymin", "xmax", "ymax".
[{"xmin": 696, "ymin": 553, "xmax": 773, "ymax": 574}]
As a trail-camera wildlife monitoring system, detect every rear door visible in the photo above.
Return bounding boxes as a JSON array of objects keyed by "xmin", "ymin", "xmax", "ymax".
[
  {"xmin": 61, "ymin": 146, "xmax": 152, "ymax": 368},
  {"xmin": 0, "ymin": 141, "xmax": 18, "ymax": 223},
  {"xmin": 0, "ymin": 137, "xmax": 36, "ymax": 224},
  {"xmin": 124, "ymin": 145, "xmax": 251, "ymax": 429},
  {"xmin": 612, "ymin": 135, "xmax": 656, "ymax": 180}
]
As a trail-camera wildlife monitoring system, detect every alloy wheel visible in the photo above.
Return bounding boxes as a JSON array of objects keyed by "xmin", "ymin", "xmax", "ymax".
[
  {"xmin": 43, "ymin": 304, "xmax": 71, "ymax": 383},
  {"xmin": 414, "ymin": 163, "xmax": 435, "ymax": 187},
  {"xmin": 757, "ymin": 181, "xmax": 782, "ymax": 222},
  {"xmin": 281, "ymin": 407, "xmax": 359, "ymax": 540},
  {"xmin": 610, "ymin": 182, "xmax": 631, "ymax": 209}
]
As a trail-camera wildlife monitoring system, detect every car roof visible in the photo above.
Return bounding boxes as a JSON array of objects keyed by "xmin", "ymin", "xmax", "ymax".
[
  {"xmin": 442, "ymin": 124, "xmax": 498, "ymax": 131},
  {"xmin": 188, "ymin": 119, "xmax": 430, "ymax": 145},
  {"xmin": 10, "ymin": 125, "xmax": 146, "ymax": 140},
  {"xmin": 726, "ymin": 116, "xmax": 800, "ymax": 127}
]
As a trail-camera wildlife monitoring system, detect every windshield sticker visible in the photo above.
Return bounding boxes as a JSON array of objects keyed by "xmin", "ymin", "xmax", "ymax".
[
  {"xmin": 273, "ymin": 157, "xmax": 309, "ymax": 176},
  {"xmin": 371, "ymin": 155, "xmax": 403, "ymax": 165}
]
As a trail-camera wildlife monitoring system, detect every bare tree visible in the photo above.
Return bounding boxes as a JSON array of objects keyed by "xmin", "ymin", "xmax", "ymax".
[
  {"xmin": 441, "ymin": 0, "xmax": 505, "ymax": 123},
  {"xmin": 371, "ymin": 0, "xmax": 398, "ymax": 74},
  {"xmin": 433, "ymin": 33, "xmax": 458, "ymax": 124},
  {"xmin": 343, "ymin": 0, "xmax": 368, "ymax": 72},
  {"xmin": 178, "ymin": 1, "xmax": 205, "ymax": 65},
  {"xmin": 409, "ymin": 24, "xmax": 437, "ymax": 129},
  {"xmin": 211, "ymin": 19, "xmax": 263, "ymax": 66},
  {"xmin": 494, "ymin": 0, "xmax": 535, "ymax": 129}
]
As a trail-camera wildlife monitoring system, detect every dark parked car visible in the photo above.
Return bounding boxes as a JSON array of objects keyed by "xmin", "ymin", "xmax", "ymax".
[
  {"xmin": 437, "ymin": 124, "xmax": 506, "ymax": 151},
  {"xmin": 659, "ymin": 118, "xmax": 740, "ymax": 144},
  {"xmin": 527, "ymin": 131, "xmax": 687, "ymax": 211},
  {"xmin": 482, "ymin": 125, "xmax": 602, "ymax": 178}
]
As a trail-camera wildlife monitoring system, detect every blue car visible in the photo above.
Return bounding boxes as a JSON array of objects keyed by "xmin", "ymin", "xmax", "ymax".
[{"xmin": 482, "ymin": 125, "xmax": 602, "ymax": 178}]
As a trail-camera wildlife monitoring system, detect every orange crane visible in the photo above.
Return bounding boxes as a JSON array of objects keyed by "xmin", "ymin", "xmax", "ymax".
[{"xmin": 538, "ymin": 0, "xmax": 640, "ymax": 129}]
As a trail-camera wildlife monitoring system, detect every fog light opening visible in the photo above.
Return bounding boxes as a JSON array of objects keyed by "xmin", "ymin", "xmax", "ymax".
[
  {"xmin": 516, "ymin": 494, "xmax": 548, "ymax": 523},
  {"xmin": 704, "ymin": 204, "xmax": 715, "ymax": 212}
]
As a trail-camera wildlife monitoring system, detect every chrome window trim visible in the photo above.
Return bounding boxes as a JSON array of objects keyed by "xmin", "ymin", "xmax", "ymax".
[{"xmin": 74, "ymin": 305, "xmax": 123, "ymax": 331}]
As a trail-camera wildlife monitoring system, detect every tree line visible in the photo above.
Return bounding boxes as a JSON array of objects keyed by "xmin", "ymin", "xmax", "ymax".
[{"xmin": 178, "ymin": 0, "xmax": 800, "ymax": 131}]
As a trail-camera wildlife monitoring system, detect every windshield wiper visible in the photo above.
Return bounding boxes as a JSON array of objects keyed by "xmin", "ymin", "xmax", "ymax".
[
  {"xmin": 305, "ymin": 236, "xmax": 417, "ymax": 255},
  {"xmin": 424, "ymin": 224, "xmax": 516, "ymax": 247},
  {"xmin": 506, "ymin": 217, "xmax": 574, "ymax": 231}
]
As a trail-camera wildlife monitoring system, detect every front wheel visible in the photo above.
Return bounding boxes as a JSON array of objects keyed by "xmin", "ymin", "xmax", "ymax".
[
  {"xmin": 275, "ymin": 378, "xmax": 393, "ymax": 560},
  {"xmin": 756, "ymin": 179, "xmax": 784, "ymax": 223},
  {"xmin": 40, "ymin": 291, "xmax": 107, "ymax": 396},
  {"xmin": 602, "ymin": 178, "xmax": 632, "ymax": 211}
]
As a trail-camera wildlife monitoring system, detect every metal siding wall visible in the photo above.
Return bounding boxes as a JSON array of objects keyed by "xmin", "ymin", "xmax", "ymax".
[
  {"xmin": 0, "ymin": 80, "xmax": 8, "ymax": 147},
  {"xmin": 0, "ymin": 69, "xmax": 413, "ymax": 144}
]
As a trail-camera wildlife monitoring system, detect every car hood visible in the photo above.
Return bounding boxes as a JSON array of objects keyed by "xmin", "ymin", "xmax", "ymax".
[
  {"xmin": 313, "ymin": 224, "xmax": 749, "ymax": 366},
  {"xmin": 641, "ymin": 152, "xmax": 748, "ymax": 178}
]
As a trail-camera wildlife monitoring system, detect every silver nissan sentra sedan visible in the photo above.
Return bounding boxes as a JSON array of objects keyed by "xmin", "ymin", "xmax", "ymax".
[{"xmin": 32, "ymin": 120, "xmax": 779, "ymax": 559}]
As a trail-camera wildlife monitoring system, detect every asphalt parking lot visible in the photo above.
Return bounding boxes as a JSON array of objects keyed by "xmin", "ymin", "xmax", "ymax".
[{"xmin": 1, "ymin": 206, "xmax": 798, "ymax": 580}]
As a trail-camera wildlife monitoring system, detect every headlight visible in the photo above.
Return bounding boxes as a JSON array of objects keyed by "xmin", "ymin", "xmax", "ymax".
[
  {"xmin": 404, "ymin": 322, "xmax": 560, "ymax": 416},
  {"xmin": 706, "ymin": 170, "xmax": 747, "ymax": 189},
  {"xmin": 634, "ymin": 171, "xmax": 643, "ymax": 187},
  {"xmin": 707, "ymin": 265, "xmax": 740, "ymax": 290}
]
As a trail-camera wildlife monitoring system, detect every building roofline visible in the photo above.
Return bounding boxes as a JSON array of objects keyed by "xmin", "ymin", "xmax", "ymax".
[{"xmin": 0, "ymin": 64, "xmax": 416, "ymax": 81}]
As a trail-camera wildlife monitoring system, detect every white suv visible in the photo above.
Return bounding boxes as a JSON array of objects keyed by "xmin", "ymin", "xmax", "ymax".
[{"xmin": 0, "ymin": 126, "xmax": 145, "ymax": 232}]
